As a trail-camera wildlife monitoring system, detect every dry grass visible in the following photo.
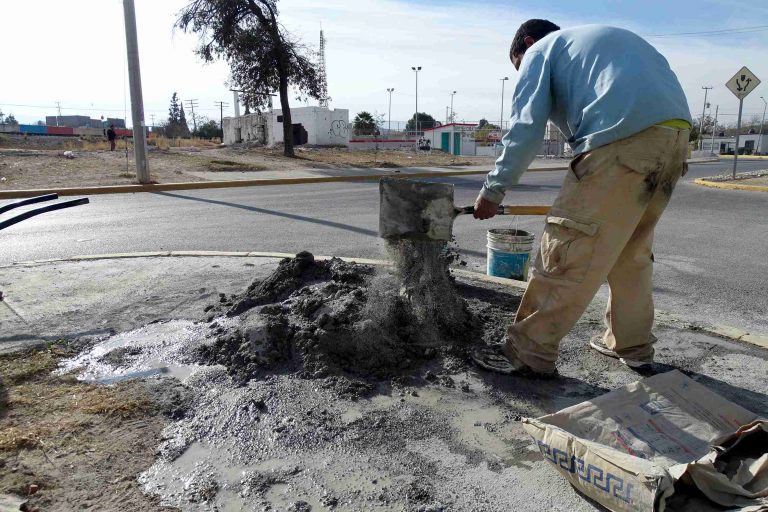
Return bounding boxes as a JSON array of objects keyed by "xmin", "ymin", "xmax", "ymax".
[
  {"xmin": 0, "ymin": 345, "xmax": 150, "ymax": 454},
  {"xmin": 148, "ymin": 136, "xmax": 220, "ymax": 150},
  {"xmin": 206, "ymin": 158, "xmax": 266, "ymax": 172}
]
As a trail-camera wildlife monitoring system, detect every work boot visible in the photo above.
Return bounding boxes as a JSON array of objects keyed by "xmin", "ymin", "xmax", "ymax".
[
  {"xmin": 589, "ymin": 335, "xmax": 654, "ymax": 368},
  {"xmin": 471, "ymin": 344, "xmax": 558, "ymax": 378}
]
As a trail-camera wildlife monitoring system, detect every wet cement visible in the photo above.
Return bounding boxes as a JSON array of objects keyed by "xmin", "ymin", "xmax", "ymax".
[{"xmin": 196, "ymin": 250, "xmax": 477, "ymax": 384}]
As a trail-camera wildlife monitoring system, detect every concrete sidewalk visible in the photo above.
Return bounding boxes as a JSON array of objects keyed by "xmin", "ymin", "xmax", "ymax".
[{"xmin": 0, "ymin": 255, "xmax": 281, "ymax": 353}]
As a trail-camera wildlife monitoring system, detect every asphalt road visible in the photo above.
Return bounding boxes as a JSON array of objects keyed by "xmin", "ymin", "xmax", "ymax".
[{"xmin": 1, "ymin": 160, "xmax": 766, "ymax": 333}]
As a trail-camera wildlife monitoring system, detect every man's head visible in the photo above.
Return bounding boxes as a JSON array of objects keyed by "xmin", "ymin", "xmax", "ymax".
[{"xmin": 510, "ymin": 19, "xmax": 560, "ymax": 70}]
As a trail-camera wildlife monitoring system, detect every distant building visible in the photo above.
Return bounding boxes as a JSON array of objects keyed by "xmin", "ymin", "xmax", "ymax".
[
  {"xmin": 45, "ymin": 115, "xmax": 103, "ymax": 129},
  {"xmin": 222, "ymin": 106, "xmax": 349, "ymax": 147},
  {"xmin": 421, "ymin": 123, "xmax": 478, "ymax": 156},
  {"xmin": 106, "ymin": 118, "xmax": 126, "ymax": 129},
  {"xmin": 701, "ymin": 133, "xmax": 768, "ymax": 155}
]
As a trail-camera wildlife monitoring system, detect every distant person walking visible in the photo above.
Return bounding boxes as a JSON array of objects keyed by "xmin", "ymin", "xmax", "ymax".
[
  {"xmin": 106, "ymin": 124, "xmax": 117, "ymax": 151},
  {"xmin": 472, "ymin": 21, "xmax": 691, "ymax": 377}
]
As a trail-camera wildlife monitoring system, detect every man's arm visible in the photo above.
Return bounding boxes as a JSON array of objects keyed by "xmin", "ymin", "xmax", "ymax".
[{"xmin": 475, "ymin": 51, "xmax": 553, "ymax": 219}]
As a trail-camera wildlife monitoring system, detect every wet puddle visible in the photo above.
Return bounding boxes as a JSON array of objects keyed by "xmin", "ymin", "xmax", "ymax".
[{"xmin": 59, "ymin": 320, "xmax": 221, "ymax": 384}]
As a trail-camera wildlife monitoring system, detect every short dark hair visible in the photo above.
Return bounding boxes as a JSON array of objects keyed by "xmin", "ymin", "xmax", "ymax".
[{"xmin": 510, "ymin": 19, "xmax": 560, "ymax": 60}]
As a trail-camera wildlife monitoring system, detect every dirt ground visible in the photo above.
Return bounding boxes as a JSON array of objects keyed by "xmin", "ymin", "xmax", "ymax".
[
  {"xmin": 0, "ymin": 136, "xmax": 491, "ymax": 190},
  {"xmin": 0, "ymin": 344, "xmax": 186, "ymax": 512}
]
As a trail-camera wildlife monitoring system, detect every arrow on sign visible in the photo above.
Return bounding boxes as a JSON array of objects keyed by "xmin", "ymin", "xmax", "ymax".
[{"xmin": 726, "ymin": 67, "xmax": 761, "ymax": 100}]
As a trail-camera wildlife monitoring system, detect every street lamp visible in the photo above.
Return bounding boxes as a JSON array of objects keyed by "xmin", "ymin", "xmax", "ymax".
[
  {"xmin": 758, "ymin": 96, "xmax": 767, "ymax": 155},
  {"xmin": 699, "ymin": 86, "xmax": 712, "ymax": 151},
  {"xmin": 449, "ymin": 91, "xmax": 457, "ymax": 123},
  {"xmin": 499, "ymin": 76, "xmax": 509, "ymax": 133},
  {"xmin": 411, "ymin": 66, "xmax": 421, "ymax": 135},
  {"xmin": 386, "ymin": 88, "xmax": 394, "ymax": 139}
]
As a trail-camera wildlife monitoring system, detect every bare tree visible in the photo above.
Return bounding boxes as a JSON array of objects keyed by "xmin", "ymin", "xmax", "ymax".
[{"xmin": 176, "ymin": 0, "xmax": 322, "ymax": 157}]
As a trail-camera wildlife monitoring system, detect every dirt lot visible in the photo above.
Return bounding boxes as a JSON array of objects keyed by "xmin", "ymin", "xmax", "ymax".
[
  {"xmin": 0, "ymin": 136, "xmax": 492, "ymax": 190},
  {"xmin": 0, "ymin": 344, "xmax": 185, "ymax": 512}
]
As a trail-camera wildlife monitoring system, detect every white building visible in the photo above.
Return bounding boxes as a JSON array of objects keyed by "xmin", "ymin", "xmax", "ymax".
[
  {"xmin": 223, "ymin": 106, "xmax": 349, "ymax": 147},
  {"xmin": 421, "ymin": 123, "xmax": 477, "ymax": 156},
  {"xmin": 700, "ymin": 132, "xmax": 768, "ymax": 155}
]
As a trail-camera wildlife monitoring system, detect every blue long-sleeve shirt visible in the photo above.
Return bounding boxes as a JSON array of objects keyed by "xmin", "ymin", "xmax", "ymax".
[{"xmin": 481, "ymin": 25, "xmax": 692, "ymax": 203}]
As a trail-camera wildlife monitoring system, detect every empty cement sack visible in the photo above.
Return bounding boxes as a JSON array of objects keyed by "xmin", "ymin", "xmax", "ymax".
[{"xmin": 522, "ymin": 370, "xmax": 767, "ymax": 511}]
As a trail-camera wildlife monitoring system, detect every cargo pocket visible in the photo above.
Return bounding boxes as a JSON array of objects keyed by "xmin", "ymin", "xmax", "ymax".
[{"xmin": 538, "ymin": 215, "xmax": 599, "ymax": 283}]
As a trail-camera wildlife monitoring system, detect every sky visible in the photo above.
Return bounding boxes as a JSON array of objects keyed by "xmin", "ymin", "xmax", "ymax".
[{"xmin": 2, "ymin": 0, "xmax": 767, "ymax": 129}]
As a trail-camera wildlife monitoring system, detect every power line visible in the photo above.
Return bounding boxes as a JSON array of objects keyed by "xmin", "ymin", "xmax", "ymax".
[{"xmin": 645, "ymin": 24, "xmax": 768, "ymax": 38}]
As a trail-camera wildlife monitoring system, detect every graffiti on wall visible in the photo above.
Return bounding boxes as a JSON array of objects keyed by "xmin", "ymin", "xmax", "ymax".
[{"xmin": 328, "ymin": 120, "xmax": 349, "ymax": 138}]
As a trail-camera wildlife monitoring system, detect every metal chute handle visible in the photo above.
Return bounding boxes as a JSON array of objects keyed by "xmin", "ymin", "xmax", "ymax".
[{"xmin": 457, "ymin": 205, "xmax": 551, "ymax": 216}]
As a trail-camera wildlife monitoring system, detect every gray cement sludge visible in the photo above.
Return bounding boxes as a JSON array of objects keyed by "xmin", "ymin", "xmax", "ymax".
[{"xmin": 197, "ymin": 249, "xmax": 479, "ymax": 385}]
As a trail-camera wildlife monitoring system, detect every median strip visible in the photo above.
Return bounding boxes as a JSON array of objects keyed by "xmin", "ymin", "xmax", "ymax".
[
  {"xmin": 694, "ymin": 178, "xmax": 768, "ymax": 192},
  {"xmin": 0, "ymin": 165, "xmax": 568, "ymax": 200}
]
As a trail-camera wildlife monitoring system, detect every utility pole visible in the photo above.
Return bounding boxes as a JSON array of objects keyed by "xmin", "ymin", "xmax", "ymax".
[
  {"xmin": 214, "ymin": 101, "xmax": 229, "ymax": 131},
  {"xmin": 699, "ymin": 86, "xmax": 712, "ymax": 150},
  {"xmin": 150, "ymin": 114, "xmax": 155, "ymax": 129},
  {"xmin": 758, "ymin": 96, "xmax": 767, "ymax": 155},
  {"xmin": 184, "ymin": 99, "xmax": 199, "ymax": 134},
  {"xmin": 411, "ymin": 66, "xmax": 421, "ymax": 136},
  {"xmin": 55, "ymin": 101, "xmax": 62, "ymax": 127},
  {"xmin": 122, "ymin": 0, "xmax": 150, "ymax": 184},
  {"xmin": 386, "ymin": 88, "xmax": 394, "ymax": 139},
  {"xmin": 449, "ymin": 91, "xmax": 457, "ymax": 123},
  {"xmin": 709, "ymin": 105, "xmax": 718, "ymax": 154}
]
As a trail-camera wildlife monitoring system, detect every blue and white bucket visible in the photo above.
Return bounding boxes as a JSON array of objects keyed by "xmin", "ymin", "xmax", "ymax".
[{"xmin": 486, "ymin": 228, "xmax": 535, "ymax": 281}]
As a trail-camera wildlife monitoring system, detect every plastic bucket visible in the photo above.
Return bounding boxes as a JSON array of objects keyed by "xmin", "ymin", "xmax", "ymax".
[{"xmin": 486, "ymin": 228, "xmax": 535, "ymax": 281}]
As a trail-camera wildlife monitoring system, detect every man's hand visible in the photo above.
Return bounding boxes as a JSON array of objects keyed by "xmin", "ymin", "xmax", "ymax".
[{"xmin": 473, "ymin": 196, "xmax": 500, "ymax": 220}]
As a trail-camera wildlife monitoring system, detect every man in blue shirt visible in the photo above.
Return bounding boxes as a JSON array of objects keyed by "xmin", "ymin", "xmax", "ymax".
[{"xmin": 472, "ymin": 20, "xmax": 692, "ymax": 377}]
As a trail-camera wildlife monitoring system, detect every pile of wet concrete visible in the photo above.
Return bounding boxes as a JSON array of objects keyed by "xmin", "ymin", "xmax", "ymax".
[{"xmin": 196, "ymin": 249, "xmax": 480, "ymax": 385}]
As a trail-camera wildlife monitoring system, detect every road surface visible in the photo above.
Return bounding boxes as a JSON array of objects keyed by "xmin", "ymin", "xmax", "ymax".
[{"xmin": 1, "ymin": 160, "xmax": 766, "ymax": 333}]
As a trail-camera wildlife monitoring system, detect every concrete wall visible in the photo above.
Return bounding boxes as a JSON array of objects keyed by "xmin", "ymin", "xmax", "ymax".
[
  {"xmin": 269, "ymin": 107, "xmax": 349, "ymax": 146},
  {"xmin": 475, "ymin": 145, "xmax": 497, "ymax": 157},
  {"xmin": 701, "ymin": 134, "xmax": 768, "ymax": 155},
  {"xmin": 349, "ymin": 139, "xmax": 417, "ymax": 151},
  {"xmin": 222, "ymin": 113, "xmax": 268, "ymax": 145}
]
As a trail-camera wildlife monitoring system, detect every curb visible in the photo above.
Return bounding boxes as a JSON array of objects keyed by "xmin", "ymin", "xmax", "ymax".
[
  {"xmin": 0, "ymin": 166, "xmax": 568, "ymax": 200},
  {"xmin": 718, "ymin": 155, "xmax": 768, "ymax": 160},
  {"xmin": 3, "ymin": 251, "xmax": 765, "ymax": 349},
  {"xmin": 693, "ymin": 178, "xmax": 768, "ymax": 193},
  {"xmin": 0, "ymin": 250, "xmax": 529, "ymax": 290}
]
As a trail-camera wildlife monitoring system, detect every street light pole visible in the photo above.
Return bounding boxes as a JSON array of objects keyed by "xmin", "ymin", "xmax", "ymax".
[
  {"xmin": 757, "ymin": 96, "xmax": 767, "ymax": 155},
  {"xmin": 499, "ymin": 77, "xmax": 509, "ymax": 131},
  {"xmin": 499, "ymin": 77, "xmax": 509, "ymax": 144},
  {"xmin": 699, "ymin": 86, "xmax": 712, "ymax": 151},
  {"xmin": 449, "ymin": 91, "xmax": 457, "ymax": 123},
  {"xmin": 386, "ymin": 88, "xmax": 394, "ymax": 139},
  {"xmin": 709, "ymin": 105, "xmax": 718, "ymax": 154},
  {"xmin": 411, "ymin": 66, "xmax": 421, "ymax": 136}
]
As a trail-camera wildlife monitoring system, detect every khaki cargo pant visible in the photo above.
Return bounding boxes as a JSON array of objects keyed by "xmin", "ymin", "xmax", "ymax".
[{"xmin": 508, "ymin": 125, "xmax": 689, "ymax": 372}]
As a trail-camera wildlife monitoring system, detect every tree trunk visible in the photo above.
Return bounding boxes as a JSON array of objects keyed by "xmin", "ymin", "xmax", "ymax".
[{"xmin": 278, "ymin": 67, "xmax": 293, "ymax": 158}]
